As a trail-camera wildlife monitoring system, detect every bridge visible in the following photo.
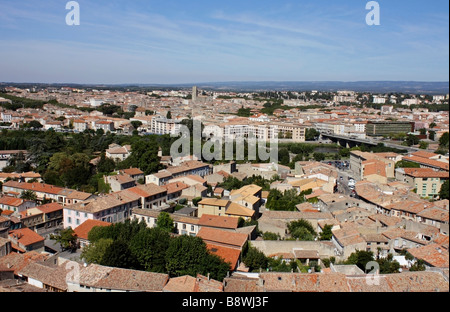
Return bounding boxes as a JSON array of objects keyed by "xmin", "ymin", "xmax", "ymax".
[{"xmin": 320, "ymin": 132, "xmax": 420, "ymax": 154}]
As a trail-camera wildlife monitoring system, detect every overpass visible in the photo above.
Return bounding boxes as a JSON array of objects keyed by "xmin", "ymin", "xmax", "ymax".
[{"xmin": 320, "ymin": 132, "xmax": 420, "ymax": 154}]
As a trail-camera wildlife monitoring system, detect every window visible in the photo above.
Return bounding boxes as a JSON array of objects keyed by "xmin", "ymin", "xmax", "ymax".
[
  {"xmin": 68, "ymin": 217, "xmax": 72, "ymax": 224},
  {"xmin": 191, "ymin": 225, "xmax": 195, "ymax": 231},
  {"xmin": 84, "ymin": 213, "xmax": 88, "ymax": 218},
  {"xmin": 76, "ymin": 219, "xmax": 80, "ymax": 225},
  {"xmin": 76, "ymin": 211, "xmax": 80, "ymax": 217}
]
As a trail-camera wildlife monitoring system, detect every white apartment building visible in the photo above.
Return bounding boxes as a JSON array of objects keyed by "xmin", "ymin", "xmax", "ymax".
[
  {"xmin": 151, "ymin": 117, "xmax": 182, "ymax": 135},
  {"xmin": 373, "ymin": 96, "xmax": 387, "ymax": 104}
]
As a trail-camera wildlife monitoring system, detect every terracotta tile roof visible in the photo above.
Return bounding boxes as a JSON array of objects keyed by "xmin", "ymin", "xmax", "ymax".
[
  {"xmin": 94, "ymin": 267, "xmax": 168, "ymax": 292},
  {"xmin": 402, "ymin": 156, "xmax": 449, "ymax": 171},
  {"xmin": 411, "ymin": 151, "xmax": 440, "ymax": 159},
  {"xmin": 199, "ymin": 214, "xmax": 238, "ymax": 229},
  {"xmin": 225, "ymin": 203, "xmax": 255, "ymax": 218},
  {"xmin": 197, "ymin": 227, "xmax": 248, "ymax": 249},
  {"xmin": 162, "ymin": 181, "xmax": 189, "ymax": 194},
  {"xmin": 368, "ymin": 214, "xmax": 402, "ymax": 227},
  {"xmin": 332, "ymin": 226, "xmax": 366, "ymax": 247},
  {"xmin": 73, "ymin": 219, "xmax": 112, "ymax": 240},
  {"xmin": 385, "ymin": 200, "xmax": 431, "ymax": 215},
  {"xmin": 259, "ymin": 272, "xmax": 350, "ymax": 292},
  {"xmin": 195, "ymin": 274, "xmax": 224, "ymax": 292},
  {"xmin": 198, "ymin": 198, "xmax": 230, "ymax": 207},
  {"xmin": 0, "ymin": 251, "xmax": 48, "ymax": 275},
  {"xmin": 2, "ymin": 181, "xmax": 63, "ymax": 195},
  {"xmin": 152, "ymin": 171, "xmax": 173, "ymax": 179},
  {"xmin": 36, "ymin": 202, "xmax": 63, "ymax": 214},
  {"xmin": 223, "ymin": 276, "xmax": 263, "ymax": 292},
  {"xmin": 293, "ymin": 250, "xmax": 320, "ymax": 259},
  {"xmin": 122, "ymin": 168, "xmax": 144, "ymax": 176},
  {"xmin": 206, "ymin": 243, "xmax": 241, "ymax": 271},
  {"xmin": 0, "ymin": 196, "xmax": 25, "ymax": 207},
  {"xmin": 127, "ymin": 183, "xmax": 167, "ymax": 198},
  {"xmin": 8, "ymin": 228, "xmax": 44, "ymax": 246},
  {"xmin": 260, "ymin": 210, "xmax": 332, "ymax": 220},
  {"xmin": 407, "ymin": 243, "xmax": 449, "ymax": 267},
  {"xmin": 417, "ymin": 208, "xmax": 449, "ymax": 222},
  {"xmin": 362, "ymin": 159, "xmax": 387, "ymax": 177},
  {"xmin": 18, "ymin": 262, "xmax": 70, "ymax": 291},
  {"xmin": 402, "ymin": 168, "xmax": 450, "ymax": 178},
  {"xmin": 385, "ymin": 271, "xmax": 449, "ymax": 292},
  {"xmin": 163, "ymin": 275, "xmax": 198, "ymax": 292},
  {"xmin": 66, "ymin": 190, "xmax": 93, "ymax": 200},
  {"xmin": 80, "ymin": 264, "xmax": 168, "ymax": 292},
  {"xmin": 1, "ymin": 210, "xmax": 14, "ymax": 216}
]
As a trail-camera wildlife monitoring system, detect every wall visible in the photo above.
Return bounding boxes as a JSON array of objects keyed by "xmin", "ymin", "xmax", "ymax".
[{"xmin": 250, "ymin": 240, "xmax": 337, "ymax": 259}]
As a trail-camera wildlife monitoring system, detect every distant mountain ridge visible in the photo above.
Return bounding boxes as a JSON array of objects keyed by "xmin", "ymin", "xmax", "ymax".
[{"xmin": 1, "ymin": 81, "xmax": 448, "ymax": 94}]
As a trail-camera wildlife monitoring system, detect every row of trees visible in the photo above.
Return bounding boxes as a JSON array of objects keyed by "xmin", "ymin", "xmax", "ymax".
[
  {"xmin": 79, "ymin": 219, "xmax": 231, "ymax": 281},
  {"xmin": 1, "ymin": 129, "xmax": 165, "ymax": 193}
]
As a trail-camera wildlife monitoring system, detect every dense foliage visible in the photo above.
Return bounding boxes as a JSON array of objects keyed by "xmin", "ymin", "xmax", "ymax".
[{"xmin": 82, "ymin": 219, "xmax": 230, "ymax": 281}]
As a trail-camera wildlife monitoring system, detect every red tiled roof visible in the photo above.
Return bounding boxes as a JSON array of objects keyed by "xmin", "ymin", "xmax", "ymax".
[
  {"xmin": 197, "ymin": 227, "xmax": 248, "ymax": 249},
  {"xmin": 199, "ymin": 214, "xmax": 238, "ymax": 229},
  {"xmin": 36, "ymin": 202, "xmax": 63, "ymax": 214},
  {"xmin": 402, "ymin": 168, "xmax": 449, "ymax": 178},
  {"xmin": 403, "ymin": 156, "xmax": 449, "ymax": 171},
  {"xmin": 2, "ymin": 181, "xmax": 63, "ymax": 195},
  {"xmin": 8, "ymin": 228, "xmax": 45, "ymax": 246},
  {"xmin": 206, "ymin": 243, "xmax": 241, "ymax": 271},
  {"xmin": 408, "ymin": 243, "xmax": 449, "ymax": 268},
  {"xmin": 73, "ymin": 219, "xmax": 112, "ymax": 240},
  {"xmin": 0, "ymin": 196, "xmax": 24, "ymax": 207}
]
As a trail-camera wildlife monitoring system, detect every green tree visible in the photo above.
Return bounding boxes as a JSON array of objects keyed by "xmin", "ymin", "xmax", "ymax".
[
  {"xmin": 262, "ymin": 232, "xmax": 280, "ymax": 240},
  {"xmin": 237, "ymin": 106, "xmax": 251, "ymax": 117},
  {"xmin": 97, "ymin": 152, "xmax": 116, "ymax": 174},
  {"xmin": 28, "ymin": 120, "xmax": 43, "ymax": 129},
  {"xmin": 81, "ymin": 238, "xmax": 114, "ymax": 264},
  {"xmin": 52, "ymin": 228, "xmax": 78, "ymax": 252},
  {"xmin": 20, "ymin": 189, "xmax": 37, "ymax": 201},
  {"xmin": 117, "ymin": 137, "xmax": 162, "ymax": 175},
  {"xmin": 395, "ymin": 160, "xmax": 421, "ymax": 169},
  {"xmin": 377, "ymin": 254, "xmax": 400, "ymax": 274},
  {"xmin": 319, "ymin": 224, "xmax": 333, "ymax": 241},
  {"xmin": 439, "ymin": 180, "xmax": 449, "ymax": 200},
  {"xmin": 192, "ymin": 197, "xmax": 202, "ymax": 207},
  {"xmin": 156, "ymin": 212, "xmax": 175, "ymax": 232},
  {"xmin": 405, "ymin": 134, "xmax": 420, "ymax": 146},
  {"xmin": 278, "ymin": 148, "xmax": 290, "ymax": 166},
  {"xmin": 429, "ymin": 130, "xmax": 436, "ymax": 141},
  {"xmin": 129, "ymin": 227, "xmax": 171, "ymax": 273},
  {"xmin": 409, "ymin": 259, "xmax": 426, "ymax": 272},
  {"xmin": 439, "ymin": 132, "xmax": 449, "ymax": 148},
  {"xmin": 313, "ymin": 152, "xmax": 326, "ymax": 162},
  {"xmin": 419, "ymin": 141, "xmax": 429, "ymax": 150},
  {"xmin": 131, "ymin": 120, "xmax": 143, "ymax": 130},
  {"xmin": 101, "ymin": 240, "xmax": 138, "ymax": 269},
  {"xmin": 243, "ymin": 246, "xmax": 268, "ymax": 272},
  {"xmin": 165, "ymin": 235, "xmax": 230, "ymax": 281},
  {"xmin": 287, "ymin": 219, "xmax": 317, "ymax": 241},
  {"xmin": 345, "ymin": 250, "xmax": 375, "ymax": 272},
  {"xmin": 166, "ymin": 111, "xmax": 172, "ymax": 119}
]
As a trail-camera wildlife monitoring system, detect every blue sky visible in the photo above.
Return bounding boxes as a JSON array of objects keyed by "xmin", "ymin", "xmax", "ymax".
[{"xmin": 0, "ymin": 0, "xmax": 448, "ymax": 84}]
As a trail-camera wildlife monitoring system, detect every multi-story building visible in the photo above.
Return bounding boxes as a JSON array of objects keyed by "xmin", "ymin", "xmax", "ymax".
[
  {"xmin": 395, "ymin": 168, "xmax": 449, "ymax": 199},
  {"xmin": 63, "ymin": 190, "xmax": 142, "ymax": 228},
  {"xmin": 151, "ymin": 117, "xmax": 182, "ymax": 135},
  {"xmin": 131, "ymin": 208, "xmax": 199, "ymax": 236},
  {"xmin": 365, "ymin": 121, "xmax": 414, "ymax": 137}
]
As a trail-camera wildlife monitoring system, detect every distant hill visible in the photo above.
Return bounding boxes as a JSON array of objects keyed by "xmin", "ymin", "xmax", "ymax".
[{"xmin": 1, "ymin": 81, "xmax": 448, "ymax": 94}]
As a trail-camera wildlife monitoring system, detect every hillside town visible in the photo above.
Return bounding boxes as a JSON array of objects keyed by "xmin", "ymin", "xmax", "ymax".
[{"xmin": 0, "ymin": 85, "xmax": 449, "ymax": 293}]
